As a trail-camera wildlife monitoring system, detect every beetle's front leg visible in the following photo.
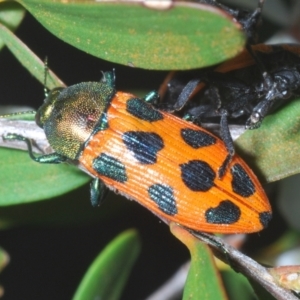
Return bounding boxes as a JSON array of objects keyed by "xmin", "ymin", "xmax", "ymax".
[
  {"xmin": 245, "ymin": 98, "xmax": 275, "ymax": 129},
  {"xmin": 3, "ymin": 133, "xmax": 67, "ymax": 164},
  {"xmin": 90, "ymin": 177, "xmax": 109, "ymax": 207}
]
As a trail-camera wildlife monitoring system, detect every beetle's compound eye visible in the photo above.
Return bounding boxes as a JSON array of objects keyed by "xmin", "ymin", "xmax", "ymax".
[{"xmin": 35, "ymin": 87, "xmax": 64, "ymax": 128}]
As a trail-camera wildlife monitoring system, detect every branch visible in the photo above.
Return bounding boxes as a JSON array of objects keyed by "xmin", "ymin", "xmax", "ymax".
[
  {"xmin": 190, "ymin": 231, "xmax": 298, "ymax": 300},
  {"xmin": 0, "ymin": 119, "xmax": 51, "ymax": 154}
]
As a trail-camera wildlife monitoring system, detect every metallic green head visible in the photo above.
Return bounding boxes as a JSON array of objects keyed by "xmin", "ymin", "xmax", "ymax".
[{"xmin": 36, "ymin": 78, "xmax": 115, "ymax": 160}]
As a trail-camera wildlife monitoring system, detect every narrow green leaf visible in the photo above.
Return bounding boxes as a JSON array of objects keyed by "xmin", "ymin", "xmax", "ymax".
[
  {"xmin": 221, "ymin": 269, "xmax": 256, "ymax": 300},
  {"xmin": 171, "ymin": 224, "xmax": 227, "ymax": 300},
  {"xmin": 0, "ymin": 148, "xmax": 89, "ymax": 206},
  {"xmin": 18, "ymin": 0, "xmax": 245, "ymax": 70},
  {"xmin": 236, "ymin": 99, "xmax": 300, "ymax": 183},
  {"xmin": 73, "ymin": 229, "xmax": 141, "ymax": 300},
  {"xmin": 0, "ymin": 110, "xmax": 35, "ymax": 121},
  {"xmin": 0, "ymin": 2, "xmax": 25, "ymax": 50},
  {"xmin": 0, "ymin": 22, "xmax": 64, "ymax": 89}
]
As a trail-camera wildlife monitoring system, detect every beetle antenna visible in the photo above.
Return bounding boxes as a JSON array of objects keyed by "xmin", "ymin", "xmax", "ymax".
[{"xmin": 44, "ymin": 56, "xmax": 49, "ymax": 98}]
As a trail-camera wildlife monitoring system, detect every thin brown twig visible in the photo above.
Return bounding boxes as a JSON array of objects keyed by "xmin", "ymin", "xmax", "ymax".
[{"xmin": 190, "ymin": 231, "xmax": 298, "ymax": 300}]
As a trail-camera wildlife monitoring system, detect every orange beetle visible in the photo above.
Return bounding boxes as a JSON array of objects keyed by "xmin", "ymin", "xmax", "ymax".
[{"xmin": 6, "ymin": 71, "xmax": 272, "ymax": 234}]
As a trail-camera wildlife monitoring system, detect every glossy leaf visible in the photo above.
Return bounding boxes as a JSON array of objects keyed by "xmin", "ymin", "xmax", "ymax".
[
  {"xmin": 171, "ymin": 224, "xmax": 226, "ymax": 300},
  {"xmin": 73, "ymin": 229, "xmax": 141, "ymax": 300},
  {"xmin": 0, "ymin": 2, "xmax": 25, "ymax": 50},
  {"xmin": 236, "ymin": 98, "xmax": 300, "ymax": 183},
  {"xmin": 0, "ymin": 148, "xmax": 89, "ymax": 206},
  {"xmin": 18, "ymin": 0, "xmax": 245, "ymax": 70}
]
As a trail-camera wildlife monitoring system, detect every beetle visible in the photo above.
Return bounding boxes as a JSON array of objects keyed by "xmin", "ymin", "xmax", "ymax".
[
  {"xmin": 158, "ymin": 0, "xmax": 300, "ymax": 130},
  {"xmin": 161, "ymin": 44, "xmax": 300, "ymax": 130},
  {"xmin": 4, "ymin": 71, "xmax": 272, "ymax": 234}
]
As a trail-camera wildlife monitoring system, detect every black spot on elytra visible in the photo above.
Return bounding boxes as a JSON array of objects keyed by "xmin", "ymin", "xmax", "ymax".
[
  {"xmin": 181, "ymin": 128, "xmax": 216, "ymax": 148},
  {"xmin": 126, "ymin": 98, "xmax": 163, "ymax": 122},
  {"xmin": 122, "ymin": 131, "xmax": 164, "ymax": 164},
  {"xmin": 259, "ymin": 211, "xmax": 272, "ymax": 228},
  {"xmin": 148, "ymin": 184, "xmax": 177, "ymax": 216},
  {"xmin": 231, "ymin": 163, "xmax": 255, "ymax": 197},
  {"xmin": 93, "ymin": 153, "xmax": 127, "ymax": 183},
  {"xmin": 180, "ymin": 160, "xmax": 215, "ymax": 191},
  {"xmin": 205, "ymin": 200, "xmax": 241, "ymax": 224}
]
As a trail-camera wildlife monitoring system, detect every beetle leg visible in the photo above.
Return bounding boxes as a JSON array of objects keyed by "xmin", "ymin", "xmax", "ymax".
[
  {"xmin": 3, "ymin": 133, "xmax": 67, "ymax": 163},
  {"xmin": 90, "ymin": 177, "xmax": 108, "ymax": 207},
  {"xmin": 144, "ymin": 90, "xmax": 160, "ymax": 105},
  {"xmin": 172, "ymin": 79, "xmax": 201, "ymax": 111},
  {"xmin": 246, "ymin": 95, "xmax": 277, "ymax": 129},
  {"xmin": 243, "ymin": 47, "xmax": 281, "ymax": 129},
  {"xmin": 182, "ymin": 105, "xmax": 213, "ymax": 122},
  {"xmin": 218, "ymin": 109, "xmax": 235, "ymax": 178},
  {"xmin": 159, "ymin": 78, "xmax": 201, "ymax": 112},
  {"xmin": 207, "ymin": 85, "xmax": 222, "ymax": 110},
  {"xmin": 245, "ymin": 68, "xmax": 289, "ymax": 129}
]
